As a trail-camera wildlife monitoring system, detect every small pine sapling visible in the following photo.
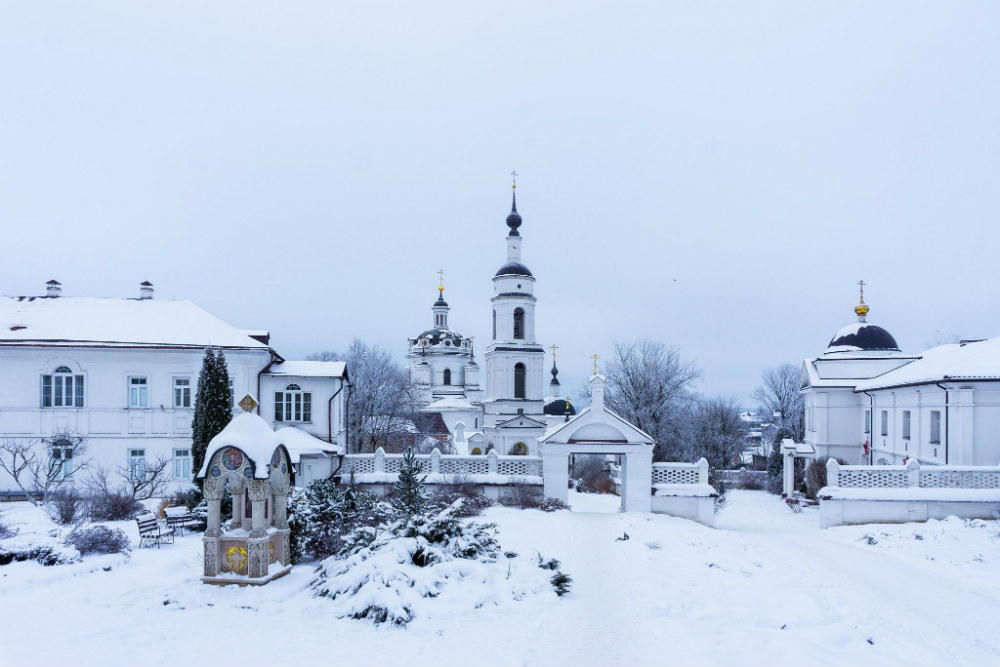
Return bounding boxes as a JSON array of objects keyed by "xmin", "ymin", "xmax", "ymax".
[{"xmin": 391, "ymin": 448, "xmax": 427, "ymax": 518}]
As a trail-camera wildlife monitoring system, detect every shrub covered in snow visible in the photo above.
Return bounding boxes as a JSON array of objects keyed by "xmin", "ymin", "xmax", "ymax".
[
  {"xmin": 0, "ymin": 545, "xmax": 74, "ymax": 566},
  {"xmin": 499, "ymin": 480, "xmax": 544, "ymax": 509},
  {"xmin": 86, "ymin": 489, "xmax": 145, "ymax": 522},
  {"xmin": 65, "ymin": 525, "xmax": 131, "ymax": 557},
  {"xmin": 287, "ymin": 478, "xmax": 391, "ymax": 563},
  {"xmin": 46, "ymin": 488, "xmax": 86, "ymax": 525},
  {"xmin": 538, "ymin": 497, "xmax": 571, "ymax": 512},
  {"xmin": 312, "ymin": 503, "xmax": 570, "ymax": 626}
]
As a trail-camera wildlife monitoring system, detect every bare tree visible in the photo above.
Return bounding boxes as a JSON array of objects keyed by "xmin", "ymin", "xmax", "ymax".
[
  {"xmin": 688, "ymin": 396, "xmax": 749, "ymax": 471},
  {"xmin": 0, "ymin": 434, "xmax": 89, "ymax": 506},
  {"xmin": 310, "ymin": 340, "xmax": 421, "ymax": 453},
  {"xmin": 581, "ymin": 339, "xmax": 701, "ymax": 462},
  {"xmin": 751, "ymin": 363, "xmax": 805, "ymax": 441},
  {"xmin": 116, "ymin": 455, "xmax": 173, "ymax": 500}
]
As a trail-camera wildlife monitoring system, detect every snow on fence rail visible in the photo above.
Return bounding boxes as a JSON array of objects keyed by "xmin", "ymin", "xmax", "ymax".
[
  {"xmin": 826, "ymin": 459, "xmax": 1000, "ymax": 490},
  {"xmin": 340, "ymin": 448, "xmax": 542, "ymax": 482},
  {"xmin": 652, "ymin": 460, "xmax": 708, "ymax": 485},
  {"xmin": 819, "ymin": 459, "xmax": 1000, "ymax": 528}
]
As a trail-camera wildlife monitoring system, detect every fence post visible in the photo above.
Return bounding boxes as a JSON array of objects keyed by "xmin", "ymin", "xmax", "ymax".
[
  {"xmin": 696, "ymin": 458, "xmax": 709, "ymax": 484},
  {"xmin": 430, "ymin": 448, "xmax": 441, "ymax": 474},
  {"xmin": 907, "ymin": 458, "xmax": 920, "ymax": 487},
  {"xmin": 488, "ymin": 449, "xmax": 498, "ymax": 475},
  {"xmin": 826, "ymin": 458, "xmax": 840, "ymax": 487},
  {"xmin": 374, "ymin": 447, "xmax": 385, "ymax": 473}
]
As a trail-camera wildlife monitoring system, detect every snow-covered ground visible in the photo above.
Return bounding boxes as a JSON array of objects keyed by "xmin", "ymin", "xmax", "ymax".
[{"xmin": 3, "ymin": 491, "xmax": 1000, "ymax": 666}]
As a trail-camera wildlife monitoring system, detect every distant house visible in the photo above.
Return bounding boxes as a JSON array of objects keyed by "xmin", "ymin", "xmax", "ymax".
[{"xmin": 0, "ymin": 280, "xmax": 348, "ymax": 493}]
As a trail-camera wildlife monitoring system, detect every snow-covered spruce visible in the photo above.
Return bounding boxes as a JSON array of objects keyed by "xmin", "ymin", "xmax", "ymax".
[{"xmin": 311, "ymin": 502, "xmax": 570, "ymax": 626}]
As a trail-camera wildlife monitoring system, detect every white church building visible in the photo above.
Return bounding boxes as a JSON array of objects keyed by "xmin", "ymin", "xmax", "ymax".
[
  {"xmin": 801, "ymin": 287, "xmax": 1000, "ymax": 467},
  {"xmin": 0, "ymin": 280, "xmax": 349, "ymax": 494},
  {"xmin": 407, "ymin": 186, "xmax": 577, "ymax": 456}
]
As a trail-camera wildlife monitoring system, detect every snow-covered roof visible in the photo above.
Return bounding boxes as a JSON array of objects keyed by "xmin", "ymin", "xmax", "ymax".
[
  {"xmin": 267, "ymin": 360, "xmax": 348, "ymax": 378},
  {"xmin": 0, "ymin": 296, "xmax": 269, "ymax": 349},
  {"xmin": 856, "ymin": 338, "xmax": 1000, "ymax": 391},
  {"xmin": 198, "ymin": 412, "xmax": 283, "ymax": 479},
  {"xmin": 425, "ymin": 396, "xmax": 473, "ymax": 410},
  {"xmin": 275, "ymin": 426, "xmax": 338, "ymax": 463}
]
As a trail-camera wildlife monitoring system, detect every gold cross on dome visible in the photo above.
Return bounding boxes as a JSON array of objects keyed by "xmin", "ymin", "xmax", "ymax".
[
  {"xmin": 591, "ymin": 353, "xmax": 599, "ymax": 375},
  {"xmin": 510, "ymin": 170, "xmax": 518, "ymax": 188},
  {"xmin": 438, "ymin": 269, "xmax": 445, "ymax": 291},
  {"xmin": 858, "ymin": 279, "xmax": 866, "ymax": 304},
  {"xmin": 550, "ymin": 343, "xmax": 558, "ymax": 364}
]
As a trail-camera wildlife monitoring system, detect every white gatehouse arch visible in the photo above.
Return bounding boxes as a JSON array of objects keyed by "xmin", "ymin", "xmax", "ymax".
[{"xmin": 538, "ymin": 375, "xmax": 654, "ymax": 512}]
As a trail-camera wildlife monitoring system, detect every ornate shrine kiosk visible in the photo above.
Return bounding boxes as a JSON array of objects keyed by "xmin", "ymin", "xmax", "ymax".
[{"xmin": 197, "ymin": 396, "xmax": 292, "ymax": 585}]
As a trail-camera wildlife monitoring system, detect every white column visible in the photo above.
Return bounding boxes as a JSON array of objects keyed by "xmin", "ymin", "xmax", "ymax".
[
  {"xmin": 542, "ymin": 451, "xmax": 569, "ymax": 502},
  {"xmin": 783, "ymin": 452, "xmax": 796, "ymax": 497},
  {"xmin": 622, "ymin": 449, "xmax": 653, "ymax": 513}
]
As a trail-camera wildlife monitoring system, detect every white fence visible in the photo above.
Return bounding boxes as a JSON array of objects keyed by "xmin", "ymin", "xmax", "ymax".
[
  {"xmin": 338, "ymin": 448, "xmax": 542, "ymax": 502},
  {"xmin": 819, "ymin": 459, "xmax": 1000, "ymax": 528}
]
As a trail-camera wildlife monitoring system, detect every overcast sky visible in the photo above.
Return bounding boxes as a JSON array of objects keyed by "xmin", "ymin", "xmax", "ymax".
[{"xmin": 2, "ymin": 2, "xmax": 998, "ymax": 405}]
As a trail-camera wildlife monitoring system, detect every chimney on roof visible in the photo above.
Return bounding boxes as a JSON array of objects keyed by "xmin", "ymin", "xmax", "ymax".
[
  {"xmin": 139, "ymin": 281, "xmax": 154, "ymax": 300},
  {"xmin": 45, "ymin": 280, "xmax": 61, "ymax": 298}
]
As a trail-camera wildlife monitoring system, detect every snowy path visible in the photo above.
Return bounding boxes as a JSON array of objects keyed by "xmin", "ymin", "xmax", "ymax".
[{"xmin": 3, "ymin": 492, "xmax": 1000, "ymax": 666}]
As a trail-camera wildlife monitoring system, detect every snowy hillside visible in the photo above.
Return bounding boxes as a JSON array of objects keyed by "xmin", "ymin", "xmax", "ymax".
[{"xmin": 3, "ymin": 492, "xmax": 1000, "ymax": 666}]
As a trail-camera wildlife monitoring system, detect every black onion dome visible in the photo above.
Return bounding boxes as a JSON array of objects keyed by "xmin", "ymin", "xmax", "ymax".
[
  {"xmin": 506, "ymin": 191, "xmax": 522, "ymax": 235},
  {"xmin": 828, "ymin": 323, "xmax": 900, "ymax": 352},
  {"xmin": 434, "ymin": 293, "xmax": 448, "ymax": 307},
  {"xmin": 495, "ymin": 261, "xmax": 533, "ymax": 278},
  {"xmin": 544, "ymin": 398, "xmax": 577, "ymax": 416},
  {"xmin": 413, "ymin": 329, "xmax": 465, "ymax": 347}
]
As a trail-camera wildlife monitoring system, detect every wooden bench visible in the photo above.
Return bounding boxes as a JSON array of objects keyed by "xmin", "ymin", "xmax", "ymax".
[
  {"xmin": 164, "ymin": 507, "xmax": 198, "ymax": 536},
  {"xmin": 136, "ymin": 514, "xmax": 174, "ymax": 548}
]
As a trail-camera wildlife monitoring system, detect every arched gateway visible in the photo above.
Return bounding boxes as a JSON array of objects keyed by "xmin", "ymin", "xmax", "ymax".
[{"xmin": 538, "ymin": 375, "xmax": 654, "ymax": 512}]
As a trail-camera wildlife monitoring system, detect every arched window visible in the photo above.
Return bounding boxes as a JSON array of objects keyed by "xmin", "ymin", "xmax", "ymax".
[
  {"xmin": 443, "ymin": 369, "xmax": 451, "ymax": 385},
  {"xmin": 492, "ymin": 310, "xmax": 497, "ymax": 339},
  {"xmin": 41, "ymin": 366, "xmax": 84, "ymax": 408},
  {"xmin": 514, "ymin": 362, "xmax": 526, "ymax": 399},
  {"xmin": 275, "ymin": 383, "xmax": 311, "ymax": 422},
  {"xmin": 510, "ymin": 442, "xmax": 527, "ymax": 456},
  {"xmin": 513, "ymin": 308, "xmax": 525, "ymax": 339}
]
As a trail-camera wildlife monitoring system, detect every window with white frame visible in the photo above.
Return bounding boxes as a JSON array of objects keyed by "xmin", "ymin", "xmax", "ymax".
[
  {"xmin": 128, "ymin": 376, "xmax": 149, "ymax": 409},
  {"xmin": 40, "ymin": 366, "xmax": 84, "ymax": 408},
  {"xmin": 275, "ymin": 384, "xmax": 311, "ymax": 422},
  {"xmin": 173, "ymin": 377, "xmax": 192, "ymax": 408},
  {"xmin": 128, "ymin": 448, "xmax": 146, "ymax": 478},
  {"xmin": 930, "ymin": 410, "xmax": 941, "ymax": 444},
  {"xmin": 880, "ymin": 410, "xmax": 888, "ymax": 437},
  {"xmin": 228, "ymin": 377, "xmax": 235, "ymax": 406},
  {"xmin": 173, "ymin": 448, "xmax": 192, "ymax": 480},
  {"xmin": 902, "ymin": 411, "xmax": 911, "ymax": 439},
  {"xmin": 49, "ymin": 438, "xmax": 76, "ymax": 480}
]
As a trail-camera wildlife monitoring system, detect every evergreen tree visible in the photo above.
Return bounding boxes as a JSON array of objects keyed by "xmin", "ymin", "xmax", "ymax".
[
  {"xmin": 766, "ymin": 427, "xmax": 793, "ymax": 495},
  {"xmin": 391, "ymin": 448, "xmax": 427, "ymax": 517},
  {"xmin": 191, "ymin": 347, "xmax": 232, "ymax": 489}
]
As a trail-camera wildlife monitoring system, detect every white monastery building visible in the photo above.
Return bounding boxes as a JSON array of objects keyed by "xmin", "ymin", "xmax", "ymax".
[
  {"xmin": 0, "ymin": 280, "xmax": 349, "ymax": 493},
  {"xmin": 801, "ymin": 285, "xmax": 1000, "ymax": 467}
]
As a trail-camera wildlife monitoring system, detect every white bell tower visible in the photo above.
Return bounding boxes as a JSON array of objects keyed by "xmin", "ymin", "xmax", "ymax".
[{"xmin": 483, "ymin": 178, "xmax": 547, "ymax": 449}]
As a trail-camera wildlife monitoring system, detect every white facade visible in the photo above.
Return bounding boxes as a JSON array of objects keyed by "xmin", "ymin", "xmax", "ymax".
[
  {"xmin": 802, "ymin": 296, "xmax": 1000, "ymax": 467},
  {"xmin": 0, "ymin": 282, "xmax": 348, "ymax": 494},
  {"xmin": 406, "ymin": 288, "xmax": 482, "ymax": 435}
]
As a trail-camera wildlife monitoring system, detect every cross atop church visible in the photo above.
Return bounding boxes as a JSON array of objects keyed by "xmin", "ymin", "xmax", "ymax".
[
  {"xmin": 550, "ymin": 343, "xmax": 558, "ymax": 364},
  {"xmin": 510, "ymin": 170, "xmax": 517, "ymax": 189},
  {"xmin": 438, "ymin": 269, "xmax": 445, "ymax": 292},
  {"xmin": 591, "ymin": 353, "xmax": 599, "ymax": 375},
  {"xmin": 858, "ymin": 279, "xmax": 865, "ymax": 304}
]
